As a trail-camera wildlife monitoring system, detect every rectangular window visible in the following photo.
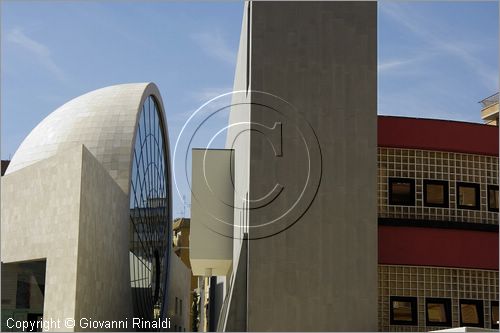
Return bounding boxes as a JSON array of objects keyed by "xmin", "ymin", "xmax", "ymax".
[
  {"xmin": 488, "ymin": 185, "xmax": 499, "ymax": 212},
  {"xmin": 492, "ymin": 301, "xmax": 499, "ymax": 329},
  {"xmin": 426, "ymin": 298, "xmax": 451, "ymax": 327},
  {"xmin": 457, "ymin": 182, "xmax": 480, "ymax": 210},
  {"xmin": 390, "ymin": 296, "xmax": 417, "ymax": 325},
  {"xmin": 459, "ymin": 299, "xmax": 484, "ymax": 327},
  {"xmin": 424, "ymin": 180, "xmax": 449, "ymax": 208},
  {"xmin": 175, "ymin": 296, "xmax": 178, "ymax": 315},
  {"xmin": 180, "ymin": 299, "xmax": 182, "ymax": 316},
  {"xmin": 389, "ymin": 178, "xmax": 415, "ymax": 206}
]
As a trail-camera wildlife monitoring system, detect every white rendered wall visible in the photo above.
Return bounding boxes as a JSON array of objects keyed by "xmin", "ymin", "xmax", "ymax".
[
  {"xmin": 217, "ymin": 4, "xmax": 252, "ymax": 330},
  {"xmin": 166, "ymin": 254, "xmax": 191, "ymax": 331},
  {"xmin": 225, "ymin": 0, "xmax": 251, "ymax": 285},
  {"xmin": 190, "ymin": 149, "xmax": 233, "ymax": 277}
]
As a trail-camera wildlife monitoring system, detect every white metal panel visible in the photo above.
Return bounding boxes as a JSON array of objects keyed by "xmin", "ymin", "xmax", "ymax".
[{"xmin": 190, "ymin": 149, "xmax": 234, "ymax": 276}]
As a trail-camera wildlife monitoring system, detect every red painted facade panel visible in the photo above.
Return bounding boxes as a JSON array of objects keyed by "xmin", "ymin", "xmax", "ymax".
[
  {"xmin": 379, "ymin": 225, "xmax": 499, "ymax": 270},
  {"xmin": 378, "ymin": 116, "xmax": 499, "ymax": 156}
]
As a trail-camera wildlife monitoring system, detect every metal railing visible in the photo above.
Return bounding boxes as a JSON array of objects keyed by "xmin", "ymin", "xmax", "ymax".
[{"xmin": 479, "ymin": 92, "xmax": 499, "ymax": 108}]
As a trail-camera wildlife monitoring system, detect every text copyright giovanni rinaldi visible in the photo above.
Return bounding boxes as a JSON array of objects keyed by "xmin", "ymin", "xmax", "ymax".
[{"xmin": 6, "ymin": 317, "xmax": 172, "ymax": 331}]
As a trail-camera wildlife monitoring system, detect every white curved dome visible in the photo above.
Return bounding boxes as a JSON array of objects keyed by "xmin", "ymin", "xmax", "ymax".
[{"xmin": 6, "ymin": 82, "xmax": 167, "ymax": 194}]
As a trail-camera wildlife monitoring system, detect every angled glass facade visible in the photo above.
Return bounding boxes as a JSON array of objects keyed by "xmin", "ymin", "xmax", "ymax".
[{"xmin": 130, "ymin": 95, "xmax": 171, "ymax": 325}]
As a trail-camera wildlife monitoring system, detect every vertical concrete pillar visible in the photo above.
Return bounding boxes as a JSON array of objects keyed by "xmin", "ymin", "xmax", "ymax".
[{"xmin": 240, "ymin": 2, "xmax": 378, "ymax": 331}]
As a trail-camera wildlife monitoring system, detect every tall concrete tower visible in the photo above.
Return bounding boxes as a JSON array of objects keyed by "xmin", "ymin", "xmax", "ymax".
[{"xmin": 191, "ymin": 2, "xmax": 377, "ymax": 331}]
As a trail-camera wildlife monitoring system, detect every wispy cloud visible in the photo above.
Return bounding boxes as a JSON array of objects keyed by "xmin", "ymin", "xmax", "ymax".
[
  {"xmin": 378, "ymin": 53, "xmax": 430, "ymax": 73},
  {"xmin": 173, "ymin": 86, "xmax": 234, "ymax": 123},
  {"xmin": 190, "ymin": 86, "xmax": 234, "ymax": 103},
  {"xmin": 6, "ymin": 28, "xmax": 65, "ymax": 81},
  {"xmin": 191, "ymin": 30, "xmax": 236, "ymax": 65},
  {"xmin": 379, "ymin": 3, "xmax": 498, "ymax": 90}
]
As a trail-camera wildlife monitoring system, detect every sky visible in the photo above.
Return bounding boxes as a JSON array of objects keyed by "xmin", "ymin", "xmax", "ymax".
[{"xmin": 1, "ymin": 1, "xmax": 498, "ymax": 217}]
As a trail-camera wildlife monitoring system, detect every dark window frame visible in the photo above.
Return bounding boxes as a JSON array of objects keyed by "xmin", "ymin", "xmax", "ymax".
[
  {"xmin": 390, "ymin": 296, "xmax": 418, "ymax": 326},
  {"xmin": 425, "ymin": 297, "xmax": 452, "ymax": 327},
  {"xmin": 423, "ymin": 180, "xmax": 449, "ymax": 208},
  {"xmin": 487, "ymin": 185, "xmax": 499, "ymax": 212},
  {"xmin": 389, "ymin": 178, "xmax": 416, "ymax": 206},
  {"xmin": 456, "ymin": 182, "xmax": 481, "ymax": 210},
  {"xmin": 491, "ymin": 301, "xmax": 499, "ymax": 329},
  {"xmin": 459, "ymin": 299, "xmax": 484, "ymax": 327}
]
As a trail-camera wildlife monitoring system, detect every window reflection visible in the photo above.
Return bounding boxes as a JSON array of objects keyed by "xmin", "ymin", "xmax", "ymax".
[
  {"xmin": 459, "ymin": 299, "xmax": 484, "ymax": 327},
  {"xmin": 488, "ymin": 185, "xmax": 499, "ymax": 211},
  {"xmin": 393, "ymin": 301, "xmax": 412, "ymax": 321},
  {"xmin": 461, "ymin": 304, "xmax": 479, "ymax": 324},
  {"xmin": 129, "ymin": 96, "xmax": 169, "ymax": 325},
  {"xmin": 424, "ymin": 180, "xmax": 448, "ymax": 207},
  {"xmin": 457, "ymin": 183, "xmax": 480, "ymax": 210},
  {"xmin": 390, "ymin": 296, "xmax": 417, "ymax": 325},
  {"xmin": 459, "ymin": 188, "xmax": 476, "ymax": 206},
  {"xmin": 389, "ymin": 178, "xmax": 415, "ymax": 206},
  {"xmin": 428, "ymin": 303, "xmax": 446, "ymax": 322},
  {"xmin": 426, "ymin": 298, "xmax": 451, "ymax": 327},
  {"xmin": 492, "ymin": 301, "xmax": 499, "ymax": 329},
  {"xmin": 427, "ymin": 184, "xmax": 444, "ymax": 204}
]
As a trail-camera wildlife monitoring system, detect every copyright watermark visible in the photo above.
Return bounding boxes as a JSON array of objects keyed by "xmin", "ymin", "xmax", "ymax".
[
  {"xmin": 6, "ymin": 317, "xmax": 63, "ymax": 331},
  {"xmin": 5, "ymin": 317, "xmax": 172, "ymax": 330},
  {"xmin": 174, "ymin": 90, "xmax": 322, "ymax": 239}
]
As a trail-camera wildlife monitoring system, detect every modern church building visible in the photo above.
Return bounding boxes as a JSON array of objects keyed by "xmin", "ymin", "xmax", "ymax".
[
  {"xmin": 190, "ymin": 1, "xmax": 499, "ymax": 332},
  {"xmin": 1, "ymin": 1, "xmax": 498, "ymax": 333},
  {"xmin": 1, "ymin": 83, "xmax": 174, "ymax": 331}
]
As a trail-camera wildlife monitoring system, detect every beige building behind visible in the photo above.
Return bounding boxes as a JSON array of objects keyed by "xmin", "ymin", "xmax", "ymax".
[{"xmin": 480, "ymin": 93, "xmax": 499, "ymax": 126}]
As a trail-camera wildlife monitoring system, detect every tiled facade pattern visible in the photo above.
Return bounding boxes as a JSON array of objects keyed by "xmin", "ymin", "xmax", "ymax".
[
  {"xmin": 379, "ymin": 265, "xmax": 499, "ymax": 331},
  {"xmin": 378, "ymin": 147, "xmax": 499, "ymax": 225},
  {"xmin": 378, "ymin": 147, "xmax": 499, "ymax": 331}
]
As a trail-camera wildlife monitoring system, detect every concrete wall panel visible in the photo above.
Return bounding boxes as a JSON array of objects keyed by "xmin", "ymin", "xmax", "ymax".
[
  {"xmin": 166, "ymin": 254, "xmax": 191, "ymax": 331},
  {"xmin": 2, "ymin": 145, "xmax": 84, "ymax": 330},
  {"xmin": 2, "ymin": 145, "xmax": 134, "ymax": 331},
  {"xmin": 74, "ymin": 146, "xmax": 133, "ymax": 330},
  {"xmin": 190, "ymin": 149, "xmax": 234, "ymax": 277},
  {"xmin": 242, "ymin": 2, "xmax": 378, "ymax": 331}
]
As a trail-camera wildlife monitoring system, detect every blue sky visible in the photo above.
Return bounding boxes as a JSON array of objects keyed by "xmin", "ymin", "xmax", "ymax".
[
  {"xmin": 378, "ymin": 2, "xmax": 498, "ymax": 121},
  {"xmin": 1, "ymin": 1, "xmax": 498, "ymax": 217}
]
